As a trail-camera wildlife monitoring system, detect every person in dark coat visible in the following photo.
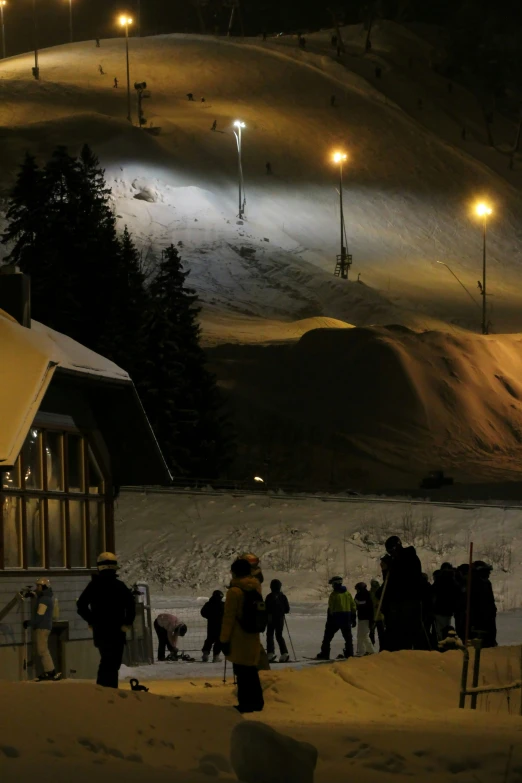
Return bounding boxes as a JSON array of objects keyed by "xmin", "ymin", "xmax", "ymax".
[
  {"xmin": 421, "ymin": 573, "xmax": 436, "ymax": 648},
  {"xmin": 432, "ymin": 563, "xmax": 460, "ymax": 641},
  {"xmin": 77, "ymin": 552, "xmax": 135, "ymax": 688},
  {"xmin": 381, "ymin": 536, "xmax": 430, "ymax": 652},
  {"xmin": 201, "ymin": 590, "xmax": 224, "ymax": 662},
  {"xmin": 265, "ymin": 579, "xmax": 290, "ymax": 662},
  {"xmin": 454, "ymin": 563, "xmax": 469, "ymax": 641},
  {"xmin": 354, "ymin": 582, "xmax": 375, "ymax": 656},
  {"xmin": 470, "ymin": 561, "xmax": 497, "ymax": 647}
]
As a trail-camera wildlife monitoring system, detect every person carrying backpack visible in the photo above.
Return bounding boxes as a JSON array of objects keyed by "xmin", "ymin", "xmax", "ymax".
[
  {"xmin": 220, "ymin": 558, "xmax": 266, "ymax": 713},
  {"xmin": 201, "ymin": 590, "xmax": 224, "ymax": 662},
  {"xmin": 265, "ymin": 579, "xmax": 290, "ymax": 662}
]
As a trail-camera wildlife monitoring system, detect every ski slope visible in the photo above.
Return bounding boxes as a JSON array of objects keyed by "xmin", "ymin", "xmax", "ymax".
[{"xmin": 1, "ymin": 26, "xmax": 522, "ymax": 341}]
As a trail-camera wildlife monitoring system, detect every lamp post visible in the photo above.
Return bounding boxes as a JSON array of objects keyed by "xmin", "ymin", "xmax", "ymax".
[
  {"xmin": 475, "ymin": 202, "xmax": 492, "ymax": 335},
  {"xmin": 68, "ymin": 0, "xmax": 73, "ymax": 43},
  {"xmin": 119, "ymin": 15, "xmax": 133, "ymax": 123},
  {"xmin": 233, "ymin": 120, "xmax": 246, "ymax": 219},
  {"xmin": 32, "ymin": 0, "xmax": 39, "ymax": 79},
  {"xmin": 333, "ymin": 151, "xmax": 349, "ymax": 278},
  {"xmin": 0, "ymin": 1, "xmax": 6, "ymax": 60}
]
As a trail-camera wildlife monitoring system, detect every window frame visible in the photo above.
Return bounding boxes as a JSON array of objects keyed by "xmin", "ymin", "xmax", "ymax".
[{"xmin": 0, "ymin": 422, "xmax": 112, "ymax": 572}]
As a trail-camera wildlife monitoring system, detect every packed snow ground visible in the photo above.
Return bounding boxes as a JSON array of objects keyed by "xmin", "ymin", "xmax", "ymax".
[
  {"xmin": 116, "ymin": 490, "xmax": 522, "ymax": 609},
  {"xmin": 4, "ymin": 647, "xmax": 522, "ymax": 783},
  {"xmin": 2, "ymin": 26, "xmax": 522, "ymax": 338}
]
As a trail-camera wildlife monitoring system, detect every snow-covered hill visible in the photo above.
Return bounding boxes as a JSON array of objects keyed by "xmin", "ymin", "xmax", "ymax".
[{"xmin": 1, "ymin": 27, "xmax": 522, "ymax": 340}]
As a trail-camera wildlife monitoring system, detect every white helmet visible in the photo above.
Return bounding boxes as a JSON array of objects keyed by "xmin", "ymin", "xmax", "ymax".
[
  {"xmin": 97, "ymin": 552, "xmax": 118, "ymax": 571},
  {"xmin": 36, "ymin": 577, "xmax": 51, "ymax": 588}
]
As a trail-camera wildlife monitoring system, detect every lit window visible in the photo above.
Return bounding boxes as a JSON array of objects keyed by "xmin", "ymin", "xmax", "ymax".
[
  {"xmin": 69, "ymin": 500, "xmax": 86, "ymax": 568},
  {"xmin": 2, "ymin": 496, "xmax": 23, "ymax": 568},
  {"xmin": 47, "ymin": 499, "xmax": 66, "ymax": 568},
  {"xmin": 26, "ymin": 497, "xmax": 44, "ymax": 567}
]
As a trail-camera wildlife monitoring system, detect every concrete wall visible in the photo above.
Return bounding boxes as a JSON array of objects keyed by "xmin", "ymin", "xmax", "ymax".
[{"xmin": 0, "ymin": 572, "xmax": 95, "ymax": 680}]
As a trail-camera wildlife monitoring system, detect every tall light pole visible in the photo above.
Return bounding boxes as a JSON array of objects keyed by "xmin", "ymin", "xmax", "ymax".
[
  {"xmin": 333, "ymin": 151, "xmax": 350, "ymax": 279},
  {"xmin": 119, "ymin": 15, "xmax": 133, "ymax": 123},
  {"xmin": 233, "ymin": 120, "xmax": 246, "ymax": 219},
  {"xmin": 32, "ymin": 0, "xmax": 39, "ymax": 79},
  {"xmin": 475, "ymin": 202, "xmax": 492, "ymax": 335},
  {"xmin": 0, "ymin": 1, "xmax": 6, "ymax": 60},
  {"xmin": 68, "ymin": 0, "xmax": 73, "ymax": 43}
]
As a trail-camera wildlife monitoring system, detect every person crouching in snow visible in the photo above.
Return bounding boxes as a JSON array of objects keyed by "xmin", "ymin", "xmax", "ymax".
[
  {"xmin": 316, "ymin": 576, "xmax": 356, "ymax": 660},
  {"xmin": 201, "ymin": 590, "xmax": 224, "ymax": 662},
  {"xmin": 265, "ymin": 579, "xmax": 290, "ymax": 662},
  {"xmin": 153, "ymin": 614, "xmax": 187, "ymax": 661},
  {"xmin": 220, "ymin": 558, "xmax": 265, "ymax": 713},
  {"xmin": 354, "ymin": 582, "xmax": 375, "ymax": 656}
]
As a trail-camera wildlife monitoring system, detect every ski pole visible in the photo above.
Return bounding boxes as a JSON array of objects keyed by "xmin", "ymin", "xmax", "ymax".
[
  {"xmin": 284, "ymin": 616, "xmax": 297, "ymax": 661},
  {"xmin": 223, "ymin": 658, "xmax": 227, "ymax": 684}
]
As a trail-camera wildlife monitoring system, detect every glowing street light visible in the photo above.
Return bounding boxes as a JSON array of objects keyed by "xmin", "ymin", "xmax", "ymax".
[
  {"xmin": 233, "ymin": 120, "xmax": 246, "ymax": 219},
  {"xmin": 475, "ymin": 201, "xmax": 493, "ymax": 335},
  {"xmin": 254, "ymin": 476, "xmax": 264, "ymax": 483},
  {"xmin": 119, "ymin": 14, "xmax": 133, "ymax": 123},
  {"xmin": 332, "ymin": 151, "xmax": 351, "ymax": 279}
]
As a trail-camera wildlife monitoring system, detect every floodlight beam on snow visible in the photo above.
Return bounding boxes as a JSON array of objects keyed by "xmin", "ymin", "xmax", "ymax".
[
  {"xmin": 474, "ymin": 202, "xmax": 493, "ymax": 334},
  {"xmin": 233, "ymin": 120, "xmax": 246, "ymax": 220},
  {"xmin": 118, "ymin": 14, "xmax": 133, "ymax": 123}
]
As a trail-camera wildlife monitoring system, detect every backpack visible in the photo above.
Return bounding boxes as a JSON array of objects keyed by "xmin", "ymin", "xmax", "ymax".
[{"xmin": 238, "ymin": 589, "xmax": 267, "ymax": 633}]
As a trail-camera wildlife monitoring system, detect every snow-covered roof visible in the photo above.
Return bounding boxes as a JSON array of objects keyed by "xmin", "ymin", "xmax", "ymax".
[{"xmin": 0, "ymin": 310, "xmax": 170, "ymax": 485}]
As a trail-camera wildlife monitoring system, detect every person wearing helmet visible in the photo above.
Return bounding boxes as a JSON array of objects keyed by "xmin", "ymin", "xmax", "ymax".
[
  {"xmin": 25, "ymin": 578, "xmax": 60, "ymax": 681},
  {"xmin": 77, "ymin": 552, "xmax": 136, "ymax": 688},
  {"xmin": 265, "ymin": 579, "xmax": 290, "ymax": 663},
  {"xmin": 382, "ymin": 535, "xmax": 429, "ymax": 652},
  {"xmin": 316, "ymin": 576, "xmax": 356, "ymax": 660},
  {"xmin": 200, "ymin": 590, "xmax": 225, "ymax": 662},
  {"xmin": 241, "ymin": 553, "xmax": 264, "ymax": 584},
  {"xmin": 154, "ymin": 614, "xmax": 188, "ymax": 661}
]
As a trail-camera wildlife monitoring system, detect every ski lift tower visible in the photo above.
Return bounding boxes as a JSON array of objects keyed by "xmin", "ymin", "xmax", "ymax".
[{"xmin": 332, "ymin": 151, "xmax": 352, "ymax": 279}]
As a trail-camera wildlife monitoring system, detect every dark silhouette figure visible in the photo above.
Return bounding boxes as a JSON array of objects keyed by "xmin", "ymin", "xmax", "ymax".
[
  {"xmin": 98, "ymin": 65, "xmax": 105, "ymax": 75},
  {"xmin": 96, "ymin": 38, "xmax": 100, "ymax": 48},
  {"xmin": 266, "ymin": 161, "xmax": 272, "ymax": 175},
  {"xmin": 113, "ymin": 77, "xmax": 119, "ymax": 88},
  {"xmin": 330, "ymin": 95, "xmax": 337, "ymax": 107},
  {"xmin": 211, "ymin": 120, "xmax": 217, "ymax": 131},
  {"xmin": 201, "ymin": 97, "xmax": 206, "ymax": 102},
  {"xmin": 477, "ymin": 281, "xmax": 483, "ymax": 293},
  {"xmin": 187, "ymin": 93, "xmax": 194, "ymax": 101},
  {"xmin": 201, "ymin": 590, "xmax": 224, "ymax": 661},
  {"xmin": 130, "ymin": 678, "xmax": 149, "ymax": 692}
]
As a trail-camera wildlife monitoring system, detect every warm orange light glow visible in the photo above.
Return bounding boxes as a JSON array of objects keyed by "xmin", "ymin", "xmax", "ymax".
[
  {"xmin": 332, "ymin": 151, "xmax": 347, "ymax": 164},
  {"xmin": 119, "ymin": 14, "xmax": 133, "ymax": 26},
  {"xmin": 476, "ymin": 202, "xmax": 492, "ymax": 218}
]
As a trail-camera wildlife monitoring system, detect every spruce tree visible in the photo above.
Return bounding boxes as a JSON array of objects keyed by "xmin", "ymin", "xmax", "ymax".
[{"xmin": 140, "ymin": 244, "xmax": 228, "ymax": 477}]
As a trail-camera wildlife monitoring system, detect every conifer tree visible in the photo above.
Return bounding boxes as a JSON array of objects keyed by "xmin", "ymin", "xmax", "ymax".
[{"xmin": 140, "ymin": 244, "xmax": 228, "ymax": 476}]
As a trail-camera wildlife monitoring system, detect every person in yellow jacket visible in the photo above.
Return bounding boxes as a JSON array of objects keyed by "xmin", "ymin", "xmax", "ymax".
[
  {"xmin": 316, "ymin": 576, "xmax": 356, "ymax": 660},
  {"xmin": 220, "ymin": 558, "xmax": 265, "ymax": 713}
]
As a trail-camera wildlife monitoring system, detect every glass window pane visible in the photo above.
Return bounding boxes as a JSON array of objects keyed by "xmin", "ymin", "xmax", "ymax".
[
  {"xmin": 87, "ymin": 448, "xmax": 104, "ymax": 495},
  {"xmin": 47, "ymin": 499, "xmax": 66, "ymax": 568},
  {"xmin": 2, "ymin": 458, "xmax": 21, "ymax": 490},
  {"xmin": 26, "ymin": 497, "xmax": 44, "ymax": 567},
  {"xmin": 45, "ymin": 432, "xmax": 64, "ymax": 491},
  {"xmin": 89, "ymin": 501, "xmax": 105, "ymax": 567},
  {"xmin": 2, "ymin": 496, "xmax": 23, "ymax": 568},
  {"xmin": 68, "ymin": 435, "xmax": 84, "ymax": 493},
  {"xmin": 22, "ymin": 429, "xmax": 42, "ymax": 489},
  {"xmin": 69, "ymin": 500, "xmax": 86, "ymax": 568}
]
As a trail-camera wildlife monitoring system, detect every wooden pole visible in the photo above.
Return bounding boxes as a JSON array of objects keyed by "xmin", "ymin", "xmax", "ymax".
[
  {"xmin": 520, "ymin": 646, "xmax": 522, "ymax": 716},
  {"xmin": 470, "ymin": 640, "xmax": 482, "ymax": 710},
  {"xmin": 459, "ymin": 646, "xmax": 470, "ymax": 708},
  {"xmin": 464, "ymin": 542, "xmax": 473, "ymax": 645}
]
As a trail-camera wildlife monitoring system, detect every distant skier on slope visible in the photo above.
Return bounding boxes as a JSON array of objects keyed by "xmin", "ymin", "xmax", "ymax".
[
  {"xmin": 153, "ymin": 613, "xmax": 188, "ymax": 661},
  {"xmin": 211, "ymin": 119, "xmax": 217, "ymax": 131},
  {"xmin": 96, "ymin": 37, "xmax": 101, "ymax": 48},
  {"xmin": 265, "ymin": 161, "xmax": 272, "ymax": 175},
  {"xmin": 265, "ymin": 579, "xmax": 290, "ymax": 662},
  {"xmin": 113, "ymin": 77, "xmax": 119, "ymax": 88},
  {"xmin": 316, "ymin": 576, "xmax": 356, "ymax": 660},
  {"xmin": 98, "ymin": 64, "xmax": 105, "ymax": 75},
  {"xmin": 201, "ymin": 590, "xmax": 224, "ymax": 662},
  {"xmin": 187, "ymin": 92, "xmax": 194, "ymax": 101}
]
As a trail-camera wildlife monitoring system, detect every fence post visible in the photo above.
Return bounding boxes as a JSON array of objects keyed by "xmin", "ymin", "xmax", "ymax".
[
  {"xmin": 464, "ymin": 542, "xmax": 473, "ymax": 645},
  {"xmin": 459, "ymin": 646, "xmax": 470, "ymax": 708},
  {"xmin": 470, "ymin": 640, "xmax": 482, "ymax": 710}
]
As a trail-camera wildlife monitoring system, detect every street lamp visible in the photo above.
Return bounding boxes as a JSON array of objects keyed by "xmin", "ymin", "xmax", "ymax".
[
  {"xmin": 475, "ymin": 201, "xmax": 492, "ymax": 334},
  {"xmin": 68, "ymin": 0, "xmax": 73, "ymax": 43},
  {"xmin": 119, "ymin": 14, "xmax": 133, "ymax": 123},
  {"xmin": 332, "ymin": 151, "xmax": 350, "ymax": 279},
  {"xmin": 0, "ymin": 1, "xmax": 6, "ymax": 60},
  {"xmin": 32, "ymin": 0, "xmax": 39, "ymax": 79},
  {"xmin": 233, "ymin": 120, "xmax": 246, "ymax": 219}
]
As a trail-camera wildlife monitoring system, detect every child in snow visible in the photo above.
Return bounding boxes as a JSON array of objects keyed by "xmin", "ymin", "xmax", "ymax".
[
  {"xmin": 200, "ymin": 590, "xmax": 224, "ymax": 662},
  {"xmin": 153, "ymin": 614, "xmax": 187, "ymax": 661},
  {"xmin": 265, "ymin": 579, "xmax": 290, "ymax": 662},
  {"xmin": 354, "ymin": 582, "xmax": 375, "ymax": 656},
  {"xmin": 316, "ymin": 576, "xmax": 356, "ymax": 660}
]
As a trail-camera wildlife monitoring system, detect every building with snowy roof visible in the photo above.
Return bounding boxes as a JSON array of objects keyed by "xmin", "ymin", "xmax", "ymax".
[{"xmin": 0, "ymin": 269, "xmax": 170, "ymax": 680}]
